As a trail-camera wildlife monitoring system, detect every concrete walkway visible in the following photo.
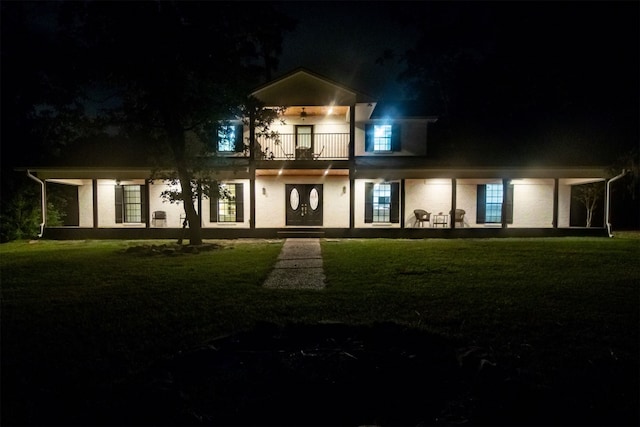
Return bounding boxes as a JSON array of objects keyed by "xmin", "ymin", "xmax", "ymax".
[{"xmin": 262, "ymin": 238, "xmax": 326, "ymax": 289}]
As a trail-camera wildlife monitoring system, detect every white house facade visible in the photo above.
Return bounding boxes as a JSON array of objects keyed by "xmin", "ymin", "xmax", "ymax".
[{"xmin": 24, "ymin": 69, "xmax": 610, "ymax": 239}]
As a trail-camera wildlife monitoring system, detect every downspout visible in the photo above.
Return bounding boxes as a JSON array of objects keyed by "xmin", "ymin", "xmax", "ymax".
[
  {"xmin": 605, "ymin": 169, "xmax": 628, "ymax": 238},
  {"xmin": 26, "ymin": 170, "xmax": 46, "ymax": 238}
]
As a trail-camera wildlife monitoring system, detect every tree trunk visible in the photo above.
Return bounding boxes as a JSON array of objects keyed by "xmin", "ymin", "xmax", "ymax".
[
  {"xmin": 165, "ymin": 115, "xmax": 203, "ymax": 246},
  {"xmin": 176, "ymin": 165, "xmax": 203, "ymax": 246}
]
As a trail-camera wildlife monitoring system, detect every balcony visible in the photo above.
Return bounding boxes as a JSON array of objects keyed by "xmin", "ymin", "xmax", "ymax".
[{"xmin": 256, "ymin": 133, "xmax": 349, "ymax": 160}]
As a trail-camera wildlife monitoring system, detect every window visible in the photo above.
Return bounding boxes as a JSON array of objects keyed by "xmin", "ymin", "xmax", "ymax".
[
  {"xmin": 476, "ymin": 183, "xmax": 514, "ymax": 224},
  {"xmin": 364, "ymin": 182, "xmax": 400, "ymax": 223},
  {"xmin": 485, "ymin": 184, "xmax": 503, "ymax": 223},
  {"xmin": 115, "ymin": 185, "xmax": 144, "ymax": 223},
  {"xmin": 373, "ymin": 183, "xmax": 391, "ymax": 222},
  {"xmin": 215, "ymin": 124, "xmax": 243, "ymax": 153},
  {"xmin": 217, "ymin": 125, "xmax": 237, "ymax": 152},
  {"xmin": 373, "ymin": 125, "xmax": 392, "ymax": 151},
  {"xmin": 210, "ymin": 183, "xmax": 244, "ymax": 222},
  {"xmin": 365, "ymin": 124, "xmax": 401, "ymax": 152}
]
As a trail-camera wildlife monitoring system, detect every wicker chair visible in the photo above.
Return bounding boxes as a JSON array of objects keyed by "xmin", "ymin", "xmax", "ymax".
[{"xmin": 413, "ymin": 209, "xmax": 431, "ymax": 228}]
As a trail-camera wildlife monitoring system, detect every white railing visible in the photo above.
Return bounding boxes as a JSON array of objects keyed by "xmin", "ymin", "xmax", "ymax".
[{"xmin": 256, "ymin": 133, "xmax": 349, "ymax": 160}]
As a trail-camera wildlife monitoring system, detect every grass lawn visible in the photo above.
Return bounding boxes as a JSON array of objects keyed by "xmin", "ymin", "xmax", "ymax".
[{"xmin": 1, "ymin": 235, "xmax": 639, "ymax": 425}]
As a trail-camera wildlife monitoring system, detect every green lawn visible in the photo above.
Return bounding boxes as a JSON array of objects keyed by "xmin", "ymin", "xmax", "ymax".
[{"xmin": 1, "ymin": 235, "xmax": 639, "ymax": 425}]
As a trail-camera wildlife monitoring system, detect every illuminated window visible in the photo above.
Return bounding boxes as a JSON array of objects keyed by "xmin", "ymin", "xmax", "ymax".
[
  {"xmin": 217, "ymin": 184, "xmax": 237, "ymax": 222},
  {"xmin": 373, "ymin": 125, "xmax": 392, "ymax": 151},
  {"xmin": 210, "ymin": 183, "xmax": 244, "ymax": 222},
  {"xmin": 476, "ymin": 183, "xmax": 514, "ymax": 224},
  {"xmin": 365, "ymin": 124, "xmax": 400, "ymax": 152},
  {"xmin": 115, "ymin": 185, "xmax": 143, "ymax": 223},
  {"xmin": 485, "ymin": 184, "xmax": 503, "ymax": 223},
  {"xmin": 373, "ymin": 183, "xmax": 391, "ymax": 222},
  {"xmin": 217, "ymin": 125, "xmax": 237, "ymax": 152},
  {"xmin": 365, "ymin": 182, "xmax": 399, "ymax": 223}
]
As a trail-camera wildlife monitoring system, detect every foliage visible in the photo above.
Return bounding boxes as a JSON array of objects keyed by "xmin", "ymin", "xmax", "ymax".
[
  {"xmin": 0, "ymin": 175, "xmax": 66, "ymax": 242},
  {"xmin": 574, "ymin": 182, "xmax": 605, "ymax": 227},
  {"xmin": 2, "ymin": 2, "xmax": 296, "ymax": 246}
]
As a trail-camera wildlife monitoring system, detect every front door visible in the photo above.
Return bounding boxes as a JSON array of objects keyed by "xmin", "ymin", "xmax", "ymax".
[{"xmin": 286, "ymin": 184, "xmax": 323, "ymax": 226}]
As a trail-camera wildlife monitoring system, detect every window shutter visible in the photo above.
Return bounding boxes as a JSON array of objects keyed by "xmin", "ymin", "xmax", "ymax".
[
  {"xmin": 212, "ymin": 125, "xmax": 220, "ymax": 153},
  {"xmin": 140, "ymin": 185, "xmax": 147, "ymax": 224},
  {"xmin": 505, "ymin": 184, "xmax": 514, "ymax": 224},
  {"xmin": 390, "ymin": 182, "xmax": 400, "ymax": 223},
  {"xmin": 476, "ymin": 184, "xmax": 486, "ymax": 224},
  {"xmin": 234, "ymin": 124, "xmax": 244, "ymax": 153},
  {"xmin": 209, "ymin": 180, "xmax": 218, "ymax": 222},
  {"xmin": 391, "ymin": 124, "xmax": 401, "ymax": 151},
  {"xmin": 364, "ymin": 182, "xmax": 374, "ymax": 223},
  {"xmin": 235, "ymin": 183, "xmax": 244, "ymax": 222},
  {"xmin": 114, "ymin": 185, "xmax": 124, "ymax": 223},
  {"xmin": 365, "ymin": 124, "xmax": 374, "ymax": 152}
]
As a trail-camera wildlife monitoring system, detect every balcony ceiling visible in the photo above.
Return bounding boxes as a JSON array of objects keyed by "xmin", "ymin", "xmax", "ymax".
[{"xmin": 282, "ymin": 106, "xmax": 349, "ymax": 118}]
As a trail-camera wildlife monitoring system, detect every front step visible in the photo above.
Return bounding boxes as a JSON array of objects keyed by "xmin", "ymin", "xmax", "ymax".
[{"xmin": 277, "ymin": 229, "xmax": 326, "ymax": 238}]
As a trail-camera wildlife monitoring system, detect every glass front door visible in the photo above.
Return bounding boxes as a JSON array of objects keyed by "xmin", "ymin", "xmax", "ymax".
[{"xmin": 285, "ymin": 184, "xmax": 323, "ymax": 226}]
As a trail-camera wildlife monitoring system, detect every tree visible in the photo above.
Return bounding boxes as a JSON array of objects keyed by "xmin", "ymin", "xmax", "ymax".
[
  {"xmin": 574, "ymin": 182, "xmax": 604, "ymax": 228},
  {"xmin": 55, "ymin": 2, "xmax": 295, "ymax": 245}
]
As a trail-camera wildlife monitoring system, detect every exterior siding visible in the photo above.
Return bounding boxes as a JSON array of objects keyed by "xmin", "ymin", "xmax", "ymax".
[{"xmin": 511, "ymin": 179, "xmax": 554, "ymax": 228}]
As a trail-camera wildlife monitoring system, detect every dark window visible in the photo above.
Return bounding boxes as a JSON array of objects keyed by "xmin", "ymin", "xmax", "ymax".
[
  {"xmin": 115, "ymin": 185, "xmax": 144, "ymax": 223},
  {"xmin": 210, "ymin": 183, "xmax": 244, "ymax": 222},
  {"xmin": 365, "ymin": 182, "xmax": 400, "ymax": 223}
]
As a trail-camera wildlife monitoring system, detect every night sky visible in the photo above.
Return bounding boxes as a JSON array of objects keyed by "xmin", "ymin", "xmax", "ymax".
[{"xmin": 1, "ymin": 1, "xmax": 638, "ymax": 168}]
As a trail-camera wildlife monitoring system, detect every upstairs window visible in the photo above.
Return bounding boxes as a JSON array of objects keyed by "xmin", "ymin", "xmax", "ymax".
[
  {"xmin": 215, "ymin": 124, "xmax": 243, "ymax": 153},
  {"xmin": 373, "ymin": 125, "xmax": 392, "ymax": 151},
  {"xmin": 365, "ymin": 124, "xmax": 401, "ymax": 152}
]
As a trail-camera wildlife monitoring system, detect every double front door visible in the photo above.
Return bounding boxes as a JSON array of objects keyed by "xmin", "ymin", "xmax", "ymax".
[{"xmin": 285, "ymin": 184, "xmax": 323, "ymax": 226}]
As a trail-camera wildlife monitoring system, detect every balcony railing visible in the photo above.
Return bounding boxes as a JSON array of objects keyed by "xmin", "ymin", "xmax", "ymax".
[{"xmin": 256, "ymin": 133, "xmax": 349, "ymax": 160}]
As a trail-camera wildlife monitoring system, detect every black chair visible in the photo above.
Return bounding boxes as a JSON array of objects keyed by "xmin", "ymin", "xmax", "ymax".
[
  {"xmin": 450, "ymin": 209, "xmax": 465, "ymax": 227},
  {"xmin": 152, "ymin": 210, "xmax": 167, "ymax": 227},
  {"xmin": 413, "ymin": 209, "xmax": 431, "ymax": 227}
]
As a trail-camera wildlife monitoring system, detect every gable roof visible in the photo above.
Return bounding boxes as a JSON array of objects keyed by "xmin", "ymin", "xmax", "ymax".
[{"xmin": 251, "ymin": 67, "xmax": 375, "ymax": 106}]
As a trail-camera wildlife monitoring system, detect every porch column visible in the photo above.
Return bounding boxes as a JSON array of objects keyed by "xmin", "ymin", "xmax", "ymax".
[
  {"xmin": 249, "ymin": 111, "xmax": 256, "ymax": 229},
  {"xmin": 553, "ymin": 178, "xmax": 559, "ymax": 228},
  {"xmin": 501, "ymin": 178, "xmax": 509, "ymax": 229},
  {"xmin": 92, "ymin": 179, "xmax": 98, "ymax": 228},
  {"xmin": 450, "ymin": 178, "xmax": 457, "ymax": 229},
  {"xmin": 400, "ymin": 179, "xmax": 405, "ymax": 228},
  {"xmin": 144, "ymin": 179, "xmax": 150, "ymax": 228},
  {"xmin": 349, "ymin": 103, "xmax": 356, "ymax": 229},
  {"xmin": 197, "ymin": 179, "xmax": 203, "ymax": 228}
]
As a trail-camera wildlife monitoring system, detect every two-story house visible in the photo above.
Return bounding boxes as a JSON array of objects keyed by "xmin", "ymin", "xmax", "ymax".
[{"xmin": 24, "ymin": 68, "xmax": 610, "ymax": 239}]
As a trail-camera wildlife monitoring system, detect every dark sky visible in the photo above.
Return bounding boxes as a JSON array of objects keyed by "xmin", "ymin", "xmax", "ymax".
[
  {"xmin": 275, "ymin": 2, "xmax": 418, "ymax": 98},
  {"xmin": 274, "ymin": 1, "xmax": 639, "ymax": 103},
  {"xmin": 1, "ymin": 1, "xmax": 638, "ymax": 168}
]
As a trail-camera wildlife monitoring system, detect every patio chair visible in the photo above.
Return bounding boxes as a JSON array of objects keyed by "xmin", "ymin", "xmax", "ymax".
[
  {"xmin": 152, "ymin": 210, "xmax": 167, "ymax": 227},
  {"xmin": 450, "ymin": 209, "xmax": 466, "ymax": 227},
  {"xmin": 312, "ymin": 146, "xmax": 325, "ymax": 160},
  {"xmin": 413, "ymin": 209, "xmax": 431, "ymax": 227}
]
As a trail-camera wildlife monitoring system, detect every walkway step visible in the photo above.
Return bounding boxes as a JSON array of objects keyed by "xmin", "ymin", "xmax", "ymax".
[{"xmin": 263, "ymin": 238, "xmax": 326, "ymax": 289}]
